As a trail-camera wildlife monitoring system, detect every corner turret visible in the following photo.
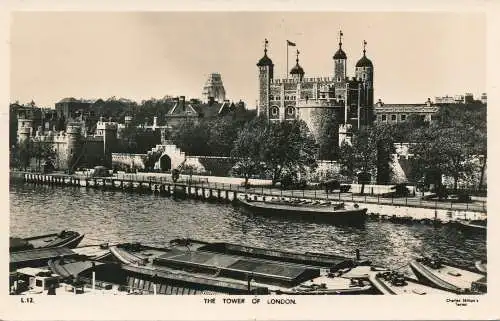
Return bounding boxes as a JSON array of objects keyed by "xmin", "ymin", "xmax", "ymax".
[
  {"xmin": 333, "ymin": 30, "xmax": 347, "ymax": 82},
  {"xmin": 257, "ymin": 38, "xmax": 274, "ymax": 117}
]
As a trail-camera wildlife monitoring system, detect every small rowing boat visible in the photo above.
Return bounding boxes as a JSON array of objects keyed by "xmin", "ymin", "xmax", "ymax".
[
  {"xmin": 237, "ymin": 198, "xmax": 367, "ymax": 225},
  {"xmin": 453, "ymin": 219, "xmax": 487, "ymax": 234},
  {"xmin": 341, "ymin": 266, "xmax": 452, "ymax": 295},
  {"xmin": 409, "ymin": 257, "xmax": 486, "ymax": 294},
  {"xmin": 10, "ymin": 230, "xmax": 84, "ymax": 252},
  {"xmin": 475, "ymin": 260, "xmax": 487, "ymax": 274}
]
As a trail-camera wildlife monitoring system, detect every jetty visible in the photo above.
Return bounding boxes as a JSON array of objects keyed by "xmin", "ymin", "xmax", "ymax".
[{"xmin": 17, "ymin": 171, "xmax": 487, "ymax": 224}]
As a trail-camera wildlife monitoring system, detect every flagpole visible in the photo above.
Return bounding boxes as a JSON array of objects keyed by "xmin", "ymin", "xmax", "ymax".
[{"xmin": 286, "ymin": 42, "xmax": 289, "ymax": 80}]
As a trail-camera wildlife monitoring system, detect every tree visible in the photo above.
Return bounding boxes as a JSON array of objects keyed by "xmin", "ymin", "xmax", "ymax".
[
  {"xmin": 261, "ymin": 120, "xmax": 318, "ymax": 186},
  {"xmin": 13, "ymin": 140, "xmax": 32, "ymax": 170},
  {"xmin": 316, "ymin": 109, "xmax": 340, "ymax": 160},
  {"xmin": 230, "ymin": 118, "xmax": 266, "ymax": 187},
  {"xmin": 32, "ymin": 142, "xmax": 56, "ymax": 172},
  {"xmin": 337, "ymin": 127, "xmax": 377, "ymax": 194}
]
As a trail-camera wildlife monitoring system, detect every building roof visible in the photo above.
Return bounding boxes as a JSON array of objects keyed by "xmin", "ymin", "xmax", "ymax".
[
  {"xmin": 257, "ymin": 52, "xmax": 274, "ymax": 67},
  {"xmin": 57, "ymin": 97, "xmax": 79, "ymax": 104},
  {"xmin": 333, "ymin": 48, "xmax": 347, "ymax": 59},
  {"xmin": 356, "ymin": 55, "xmax": 373, "ymax": 68},
  {"xmin": 290, "ymin": 63, "xmax": 305, "ymax": 75}
]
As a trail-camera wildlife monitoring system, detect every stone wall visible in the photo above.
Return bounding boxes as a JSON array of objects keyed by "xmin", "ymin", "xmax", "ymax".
[{"xmin": 112, "ymin": 153, "xmax": 147, "ymax": 169}]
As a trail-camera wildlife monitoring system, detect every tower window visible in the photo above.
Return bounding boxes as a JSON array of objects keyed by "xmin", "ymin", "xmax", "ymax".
[
  {"xmin": 270, "ymin": 106, "xmax": 279, "ymax": 117},
  {"xmin": 391, "ymin": 114, "xmax": 397, "ymax": 121},
  {"xmin": 381, "ymin": 115, "xmax": 387, "ymax": 121},
  {"xmin": 286, "ymin": 107, "xmax": 295, "ymax": 116},
  {"xmin": 401, "ymin": 114, "xmax": 407, "ymax": 121}
]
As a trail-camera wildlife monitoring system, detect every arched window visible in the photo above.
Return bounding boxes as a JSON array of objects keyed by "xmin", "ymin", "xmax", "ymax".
[
  {"xmin": 270, "ymin": 106, "xmax": 280, "ymax": 118},
  {"xmin": 286, "ymin": 106, "xmax": 295, "ymax": 116}
]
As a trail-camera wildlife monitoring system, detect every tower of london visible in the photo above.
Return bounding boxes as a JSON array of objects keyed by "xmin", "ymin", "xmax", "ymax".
[{"xmin": 257, "ymin": 31, "xmax": 374, "ymax": 142}]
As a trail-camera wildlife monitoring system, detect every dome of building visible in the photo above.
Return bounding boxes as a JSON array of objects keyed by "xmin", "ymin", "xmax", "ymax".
[
  {"xmin": 290, "ymin": 63, "xmax": 304, "ymax": 75},
  {"xmin": 333, "ymin": 48, "xmax": 347, "ymax": 60},
  {"xmin": 257, "ymin": 54, "xmax": 273, "ymax": 66},
  {"xmin": 356, "ymin": 41, "xmax": 373, "ymax": 67},
  {"xmin": 356, "ymin": 55, "xmax": 373, "ymax": 68}
]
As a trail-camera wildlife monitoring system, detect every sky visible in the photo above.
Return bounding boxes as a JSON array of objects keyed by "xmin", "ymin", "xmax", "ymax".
[{"xmin": 10, "ymin": 11, "xmax": 486, "ymax": 108}]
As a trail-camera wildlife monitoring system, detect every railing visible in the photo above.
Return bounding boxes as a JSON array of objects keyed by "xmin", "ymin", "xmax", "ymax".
[
  {"xmin": 19, "ymin": 171, "xmax": 487, "ymax": 213},
  {"xmin": 110, "ymin": 175, "xmax": 487, "ymax": 213}
]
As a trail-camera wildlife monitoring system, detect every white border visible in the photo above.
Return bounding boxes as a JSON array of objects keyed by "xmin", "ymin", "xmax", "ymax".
[{"xmin": 1, "ymin": 1, "xmax": 499, "ymax": 320}]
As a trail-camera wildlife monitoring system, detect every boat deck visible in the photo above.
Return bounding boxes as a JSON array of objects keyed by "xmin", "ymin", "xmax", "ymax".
[
  {"xmin": 110, "ymin": 245, "xmax": 373, "ymax": 293},
  {"xmin": 426, "ymin": 265, "xmax": 485, "ymax": 289},
  {"xmin": 243, "ymin": 199, "xmax": 363, "ymax": 214},
  {"xmin": 10, "ymin": 247, "xmax": 76, "ymax": 269},
  {"xmin": 154, "ymin": 249, "xmax": 319, "ymax": 286},
  {"xmin": 72, "ymin": 246, "xmax": 111, "ymax": 259}
]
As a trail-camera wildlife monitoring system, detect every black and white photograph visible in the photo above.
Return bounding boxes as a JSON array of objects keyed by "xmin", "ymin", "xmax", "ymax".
[{"xmin": 3, "ymin": 2, "xmax": 497, "ymax": 320}]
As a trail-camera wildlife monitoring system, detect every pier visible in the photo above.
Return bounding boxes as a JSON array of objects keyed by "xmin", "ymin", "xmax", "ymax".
[{"xmin": 18, "ymin": 172, "xmax": 487, "ymax": 223}]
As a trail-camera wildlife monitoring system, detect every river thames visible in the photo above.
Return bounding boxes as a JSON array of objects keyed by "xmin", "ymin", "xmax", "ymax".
[{"xmin": 10, "ymin": 181, "xmax": 486, "ymax": 274}]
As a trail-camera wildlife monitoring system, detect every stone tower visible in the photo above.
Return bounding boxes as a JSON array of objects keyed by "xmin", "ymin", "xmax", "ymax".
[
  {"xmin": 355, "ymin": 40, "xmax": 374, "ymax": 108},
  {"xmin": 96, "ymin": 120, "xmax": 118, "ymax": 167},
  {"xmin": 257, "ymin": 38, "xmax": 274, "ymax": 117},
  {"xmin": 202, "ymin": 73, "xmax": 226, "ymax": 103},
  {"xmin": 66, "ymin": 123, "xmax": 81, "ymax": 171},
  {"xmin": 17, "ymin": 117, "xmax": 33, "ymax": 143},
  {"xmin": 333, "ymin": 30, "xmax": 347, "ymax": 82}
]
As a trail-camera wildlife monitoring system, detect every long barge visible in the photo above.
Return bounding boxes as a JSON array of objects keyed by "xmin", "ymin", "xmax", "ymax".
[{"xmin": 237, "ymin": 198, "xmax": 368, "ymax": 225}]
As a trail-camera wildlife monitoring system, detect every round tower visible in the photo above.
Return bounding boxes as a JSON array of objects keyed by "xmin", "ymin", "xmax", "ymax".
[
  {"xmin": 66, "ymin": 123, "xmax": 82, "ymax": 171},
  {"xmin": 102, "ymin": 122, "xmax": 117, "ymax": 167},
  {"xmin": 17, "ymin": 117, "xmax": 33, "ymax": 143},
  {"xmin": 257, "ymin": 38, "xmax": 274, "ymax": 117},
  {"xmin": 333, "ymin": 30, "xmax": 347, "ymax": 82}
]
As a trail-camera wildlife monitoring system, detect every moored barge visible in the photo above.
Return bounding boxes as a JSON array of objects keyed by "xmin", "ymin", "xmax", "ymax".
[
  {"xmin": 237, "ymin": 198, "xmax": 367, "ymax": 225},
  {"xmin": 10, "ymin": 230, "xmax": 84, "ymax": 252}
]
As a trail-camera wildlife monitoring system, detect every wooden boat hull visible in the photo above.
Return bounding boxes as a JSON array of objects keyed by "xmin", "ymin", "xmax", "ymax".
[
  {"xmin": 454, "ymin": 220, "xmax": 487, "ymax": 234},
  {"xmin": 237, "ymin": 199, "xmax": 367, "ymax": 225},
  {"xmin": 475, "ymin": 260, "xmax": 487, "ymax": 274},
  {"xmin": 10, "ymin": 231, "xmax": 84, "ymax": 252},
  {"xmin": 369, "ymin": 272, "xmax": 452, "ymax": 295},
  {"xmin": 175, "ymin": 238, "xmax": 361, "ymax": 270},
  {"xmin": 108, "ymin": 243, "xmax": 372, "ymax": 295},
  {"xmin": 409, "ymin": 259, "xmax": 486, "ymax": 294}
]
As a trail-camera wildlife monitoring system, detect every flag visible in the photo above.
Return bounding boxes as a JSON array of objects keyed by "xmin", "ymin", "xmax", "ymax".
[{"xmin": 287, "ymin": 40, "xmax": 296, "ymax": 46}]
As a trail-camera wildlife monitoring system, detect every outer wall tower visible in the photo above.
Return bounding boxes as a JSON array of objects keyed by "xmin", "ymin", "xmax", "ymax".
[
  {"xmin": 17, "ymin": 117, "xmax": 33, "ymax": 143},
  {"xmin": 257, "ymin": 39, "xmax": 274, "ymax": 117},
  {"xmin": 66, "ymin": 124, "xmax": 81, "ymax": 171}
]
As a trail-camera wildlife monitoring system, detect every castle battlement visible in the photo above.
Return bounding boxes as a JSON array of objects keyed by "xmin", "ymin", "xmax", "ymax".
[
  {"xmin": 86, "ymin": 136, "xmax": 104, "ymax": 142},
  {"xmin": 32, "ymin": 133, "xmax": 68, "ymax": 143},
  {"xmin": 96, "ymin": 121, "xmax": 118, "ymax": 130}
]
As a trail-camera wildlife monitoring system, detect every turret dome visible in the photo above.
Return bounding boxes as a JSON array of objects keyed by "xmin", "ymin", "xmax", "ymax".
[
  {"xmin": 333, "ymin": 48, "xmax": 347, "ymax": 60},
  {"xmin": 257, "ymin": 53, "xmax": 273, "ymax": 67},
  {"xmin": 356, "ymin": 41, "xmax": 373, "ymax": 67},
  {"xmin": 356, "ymin": 55, "xmax": 372, "ymax": 68},
  {"xmin": 290, "ymin": 64, "xmax": 304, "ymax": 75}
]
